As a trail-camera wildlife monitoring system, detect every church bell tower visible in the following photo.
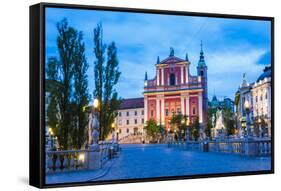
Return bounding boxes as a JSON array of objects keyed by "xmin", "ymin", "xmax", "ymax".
[{"xmin": 197, "ymin": 41, "xmax": 208, "ymax": 129}]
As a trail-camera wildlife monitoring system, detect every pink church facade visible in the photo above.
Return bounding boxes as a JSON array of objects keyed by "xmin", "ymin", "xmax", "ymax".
[{"xmin": 143, "ymin": 46, "xmax": 208, "ymax": 131}]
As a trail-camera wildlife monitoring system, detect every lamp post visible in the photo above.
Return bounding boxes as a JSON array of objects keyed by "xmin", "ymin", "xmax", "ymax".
[
  {"xmin": 48, "ymin": 127, "xmax": 56, "ymax": 150},
  {"xmin": 258, "ymin": 118, "xmax": 262, "ymax": 138},
  {"xmin": 174, "ymin": 129, "xmax": 177, "ymax": 141},
  {"xmin": 244, "ymin": 100, "xmax": 251, "ymax": 138},
  {"xmin": 111, "ymin": 122, "xmax": 116, "ymax": 143},
  {"xmin": 181, "ymin": 119, "xmax": 185, "ymax": 141}
]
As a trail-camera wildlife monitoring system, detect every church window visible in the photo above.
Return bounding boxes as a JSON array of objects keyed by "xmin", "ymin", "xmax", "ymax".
[
  {"xmin": 170, "ymin": 73, "xmax": 176, "ymax": 86},
  {"xmin": 151, "ymin": 110, "xmax": 154, "ymax": 117},
  {"xmin": 192, "ymin": 106, "xmax": 196, "ymax": 115},
  {"xmin": 126, "ymin": 111, "xmax": 129, "ymax": 116},
  {"xmin": 135, "ymin": 110, "xmax": 137, "ymax": 116},
  {"xmin": 126, "ymin": 120, "xmax": 129, "ymax": 125},
  {"xmin": 165, "ymin": 109, "xmax": 169, "ymax": 116},
  {"xmin": 127, "ymin": 128, "xmax": 129, "ymax": 133},
  {"xmin": 265, "ymin": 92, "xmax": 268, "ymax": 99},
  {"xmin": 135, "ymin": 119, "xmax": 137, "ymax": 124},
  {"xmin": 200, "ymin": 71, "xmax": 204, "ymax": 76}
]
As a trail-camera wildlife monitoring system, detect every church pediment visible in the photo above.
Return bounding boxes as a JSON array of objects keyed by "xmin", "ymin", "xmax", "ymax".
[{"xmin": 158, "ymin": 56, "xmax": 186, "ymax": 65}]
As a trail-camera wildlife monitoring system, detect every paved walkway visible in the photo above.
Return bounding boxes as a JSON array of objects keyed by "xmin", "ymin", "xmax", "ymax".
[
  {"xmin": 46, "ymin": 144, "xmax": 271, "ymax": 184},
  {"xmin": 98, "ymin": 144, "xmax": 271, "ymax": 180}
]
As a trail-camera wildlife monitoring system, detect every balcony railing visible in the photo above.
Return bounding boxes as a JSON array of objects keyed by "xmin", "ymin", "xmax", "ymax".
[{"xmin": 144, "ymin": 82, "xmax": 203, "ymax": 92}]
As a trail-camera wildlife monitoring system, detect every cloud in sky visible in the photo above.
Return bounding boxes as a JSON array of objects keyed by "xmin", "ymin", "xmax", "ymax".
[{"xmin": 45, "ymin": 7, "xmax": 271, "ymax": 101}]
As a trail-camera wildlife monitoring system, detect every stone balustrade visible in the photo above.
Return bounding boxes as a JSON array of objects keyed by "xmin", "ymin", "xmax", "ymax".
[
  {"xmin": 46, "ymin": 141, "xmax": 119, "ymax": 174},
  {"xmin": 167, "ymin": 138, "xmax": 271, "ymax": 157}
]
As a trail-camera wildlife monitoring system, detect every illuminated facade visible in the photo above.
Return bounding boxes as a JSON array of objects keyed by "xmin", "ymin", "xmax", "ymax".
[
  {"xmin": 236, "ymin": 66, "xmax": 272, "ymax": 137},
  {"xmin": 115, "ymin": 98, "xmax": 145, "ymax": 141},
  {"xmin": 143, "ymin": 45, "xmax": 208, "ymax": 132}
]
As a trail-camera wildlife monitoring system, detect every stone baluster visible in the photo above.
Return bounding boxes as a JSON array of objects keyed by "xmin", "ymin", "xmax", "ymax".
[
  {"xmin": 54, "ymin": 154, "xmax": 60, "ymax": 171},
  {"xmin": 62, "ymin": 154, "xmax": 67, "ymax": 171},
  {"xmin": 70, "ymin": 153, "xmax": 75, "ymax": 170}
]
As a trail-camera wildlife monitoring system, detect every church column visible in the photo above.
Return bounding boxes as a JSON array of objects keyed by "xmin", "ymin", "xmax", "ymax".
[
  {"xmin": 186, "ymin": 95, "xmax": 190, "ymax": 116},
  {"xmin": 144, "ymin": 96, "xmax": 148, "ymax": 123},
  {"xmin": 161, "ymin": 68, "xmax": 164, "ymax": 85},
  {"xmin": 181, "ymin": 66, "xmax": 184, "ymax": 84},
  {"xmin": 161, "ymin": 96, "xmax": 165, "ymax": 125},
  {"xmin": 199, "ymin": 92, "xmax": 203, "ymax": 123},
  {"xmin": 186, "ymin": 65, "xmax": 189, "ymax": 84},
  {"xmin": 181, "ymin": 94, "xmax": 185, "ymax": 115},
  {"xmin": 156, "ymin": 97, "xmax": 160, "ymax": 124},
  {"xmin": 157, "ymin": 69, "xmax": 160, "ymax": 86}
]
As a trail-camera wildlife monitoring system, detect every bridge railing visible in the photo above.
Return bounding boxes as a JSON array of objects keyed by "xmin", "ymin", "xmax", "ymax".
[
  {"xmin": 168, "ymin": 138, "xmax": 271, "ymax": 156},
  {"xmin": 46, "ymin": 141, "xmax": 119, "ymax": 174}
]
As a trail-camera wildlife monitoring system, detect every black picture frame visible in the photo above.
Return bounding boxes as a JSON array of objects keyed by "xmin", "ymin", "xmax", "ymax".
[{"xmin": 30, "ymin": 2, "xmax": 274, "ymax": 188}]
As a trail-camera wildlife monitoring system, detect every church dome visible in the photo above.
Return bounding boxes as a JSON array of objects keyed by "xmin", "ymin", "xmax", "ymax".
[{"xmin": 256, "ymin": 66, "xmax": 271, "ymax": 82}]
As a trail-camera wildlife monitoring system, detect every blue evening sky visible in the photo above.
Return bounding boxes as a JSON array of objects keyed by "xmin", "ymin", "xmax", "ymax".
[{"xmin": 45, "ymin": 7, "xmax": 271, "ymax": 101}]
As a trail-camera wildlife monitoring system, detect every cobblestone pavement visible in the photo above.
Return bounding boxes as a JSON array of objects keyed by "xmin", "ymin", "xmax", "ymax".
[
  {"xmin": 46, "ymin": 144, "xmax": 271, "ymax": 184},
  {"xmin": 97, "ymin": 144, "xmax": 271, "ymax": 181}
]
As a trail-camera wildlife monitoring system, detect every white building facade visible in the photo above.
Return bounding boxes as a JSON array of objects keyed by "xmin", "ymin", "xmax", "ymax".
[
  {"xmin": 114, "ymin": 98, "xmax": 145, "ymax": 142},
  {"xmin": 236, "ymin": 66, "xmax": 272, "ymax": 137}
]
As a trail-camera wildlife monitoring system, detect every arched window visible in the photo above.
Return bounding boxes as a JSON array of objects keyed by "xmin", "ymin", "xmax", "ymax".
[
  {"xmin": 170, "ymin": 73, "xmax": 175, "ymax": 86},
  {"xmin": 200, "ymin": 71, "xmax": 204, "ymax": 76}
]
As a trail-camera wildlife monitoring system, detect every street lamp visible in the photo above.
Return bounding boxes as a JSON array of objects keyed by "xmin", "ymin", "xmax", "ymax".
[
  {"xmin": 93, "ymin": 98, "xmax": 99, "ymax": 109},
  {"xmin": 258, "ymin": 118, "xmax": 262, "ymax": 138},
  {"xmin": 111, "ymin": 122, "xmax": 116, "ymax": 143},
  {"xmin": 244, "ymin": 100, "xmax": 251, "ymax": 138},
  {"xmin": 48, "ymin": 127, "xmax": 55, "ymax": 150}
]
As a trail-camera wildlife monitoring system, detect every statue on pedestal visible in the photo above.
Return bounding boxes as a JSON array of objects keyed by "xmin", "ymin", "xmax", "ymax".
[
  {"xmin": 91, "ymin": 113, "xmax": 99, "ymax": 144},
  {"xmin": 88, "ymin": 111, "xmax": 100, "ymax": 150},
  {"xmin": 214, "ymin": 109, "xmax": 226, "ymax": 139}
]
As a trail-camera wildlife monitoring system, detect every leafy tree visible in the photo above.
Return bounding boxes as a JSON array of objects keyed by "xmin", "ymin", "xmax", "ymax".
[
  {"xmin": 205, "ymin": 108, "xmax": 216, "ymax": 139},
  {"xmin": 169, "ymin": 113, "xmax": 182, "ymax": 132},
  {"xmin": 169, "ymin": 113, "xmax": 188, "ymax": 140},
  {"xmin": 234, "ymin": 91, "xmax": 240, "ymax": 107},
  {"xmin": 46, "ymin": 58, "xmax": 60, "ymax": 141},
  {"xmin": 93, "ymin": 23, "xmax": 106, "ymax": 140},
  {"xmin": 71, "ymin": 31, "xmax": 90, "ymax": 149},
  {"xmin": 223, "ymin": 108, "xmax": 235, "ymax": 136},
  {"xmin": 145, "ymin": 118, "xmax": 160, "ymax": 142},
  {"xmin": 93, "ymin": 23, "xmax": 121, "ymax": 140},
  {"xmin": 46, "ymin": 18, "xmax": 89, "ymax": 150},
  {"xmin": 190, "ymin": 117, "xmax": 200, "ymax": 141},
  {"xmin": 234, "ymin": 91, "xmax": 241, "ymax": 133}
]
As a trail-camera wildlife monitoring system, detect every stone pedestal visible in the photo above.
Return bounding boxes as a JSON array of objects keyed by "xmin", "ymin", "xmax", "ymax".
[{"xmin": 87, "ymin": 144, "xmax": 101, "ymax": 170}]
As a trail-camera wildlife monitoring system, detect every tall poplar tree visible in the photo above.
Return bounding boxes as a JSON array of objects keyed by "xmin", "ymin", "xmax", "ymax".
[
  {"xmin": 71, "ymin": 32, "xmax": 90, "ymax": 149},
  {"xmin": 103, "ymin": 42, "xmax": 121, "ymax": 138},
  {"xmin": 93, "ymin": 23, "xmax": 121, "ymax": 140},
  {"xmin": 46, "ymin": 18, "xmax": 89, "ymax": 150}
]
